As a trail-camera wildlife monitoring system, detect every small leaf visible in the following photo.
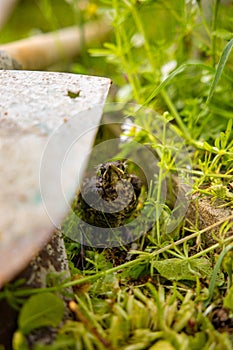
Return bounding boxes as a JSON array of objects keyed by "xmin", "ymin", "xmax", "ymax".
[
  {"xmin": 89, "ymin": 49, "xmax": 110, "ymax": 57},
  {"xmin": 224, "ymin": 285, "xmax": 233, "ymax": 311},
  {"xmin": 214, "ymin": 136, "xmax": 220, "ymax": 149},
  {"xmin": 225, "ymin": 119, "xmax": 233, "ymax": 147},
  {"xmin": 205, "ymin": 244, "xmax": 233, "ymax": 307},
  {"xmin": 18, "ymin": 293, "xmax": 65, "ymax": 335},
  {"xmin": 203, "ymin": 141, "xmax": 216, "ymax": 152},
  {"xmin": 220, "ymin": 131, "xmax": 227, "ymax": 149},
  {"xmin": 144, "ymin": 64, "xmax": 187, "ymax": 105},
  {"xmin": 127, "ymin": 263, "xmax": 148, "ymax": 279},
  {"xmin": 206, "ymin": 38, "xmax": 233, "ymax": 104},
  {"xmin": 144, "ymin": 62, "xmax": 213, "ymax": 106},
  {"xmin": 12, "ymin": 331, "xmax": 29, "ymax": 350},
  {"xmin": 149, "ymin": 340, "xmax": 175, "ymax": 350},
  {"xmin": 153, "ymin": 258, "xmax": 212, "ymax": 281},
  {"xmin": 213, "ymin": 29, "xmax": 233, "ymax": 41}
]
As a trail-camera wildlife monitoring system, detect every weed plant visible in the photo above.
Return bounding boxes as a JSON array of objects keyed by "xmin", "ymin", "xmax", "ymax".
[{"xmin": 1, "ymin": 0, "xmax": 233, "ymax": 349}]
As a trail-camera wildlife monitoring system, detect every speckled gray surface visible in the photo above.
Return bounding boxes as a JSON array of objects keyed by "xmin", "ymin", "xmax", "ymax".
[{"xmin": 0, "ymin": 70, "xmax": 111, "ymax": 286}]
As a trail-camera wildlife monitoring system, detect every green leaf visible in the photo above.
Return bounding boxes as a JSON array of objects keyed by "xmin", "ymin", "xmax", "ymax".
[
  {"xmin": 213, "ymin": 29, "xmax": 233, "ymax": 41},
  {"xmin": 225, "ymin": 119, "xmax": 233, "ymax": 147},
  {"xmin": 153, "ymin": 258, "xmax": 212, "ymax": 281},
  {"xmin": 224, "ymin": 285, "xmax": 233, "ymax": 311},
  {"xmin": 12, "ymin": 331, "xmax": 29, "ymax": 350},
  {"xmin": 205, "ymin": 244, "xmax": 233, "ymax": 307},
  {"xmin": 143, "ymin": 61, "xmax": 217, "ymax": 106},
  {"xmin": 149, "ymin": 340, "xmax": 175, "ymax": 350},
  {"xmin": 214, "ymin": 136, "xmax": 220, "ymax": 149},
  {"xmin": 89, "ymin": 48, "xmax": 114, "ymax": 57},
  {"xmin": 18, "ymin": 293, "xmax": 65, "ymax": 335},
  {"xmin": 144, "ymin": 63, "xmax": 187, "ymax": 105},
  {"xmin": 142, "ymin": 56, "xmax": 233, "ymax": 106},
  {"xmin": 126, "ymin": 262, "xmax": 148, "ymax": 279},
  {"xmin": 203, "ymin": 141, "xmax": 212, "ymax": 151},
  {"xmin": 206, "ymin": 38, "xmax": 233, "ymax": 104}
]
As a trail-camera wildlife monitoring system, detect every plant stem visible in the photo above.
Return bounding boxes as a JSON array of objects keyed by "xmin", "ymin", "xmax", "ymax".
[
  {"xmin": 130, "ymin": 3, "xmax": 156, "ymax": 73},
  {"xmin": 113, "ymin": 0, "xmax": 142, "ymax": 102},
  {"xmin": 212, "ymin": 0, "xmax": 220, "ymax": 67},
  {"xmin": 196, "ymin": 0, "xmax": 212, "ymax": 39},
  {"xmin": 155, "ymin": 122, "xmax": 167, "ymax": 245},
  {"xmin": 1, "ymin": 215, "xmax": 233, "ymax": 300},
  {"xmin": 187, "ymin": 233, "xmax": 233, "ymax": 261},
  {"xmin": 129, "ymin": 1, "xmax": 195, "ymax": 145},
  {"xmin": 160, "ymin": 89, "xmax": 192, "ymax": 141}
]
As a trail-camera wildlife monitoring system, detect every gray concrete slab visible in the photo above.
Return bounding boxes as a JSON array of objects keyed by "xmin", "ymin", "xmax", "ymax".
[{"xmin": 0, "ymin": 70, "xmax": 111, "ymax": 286}]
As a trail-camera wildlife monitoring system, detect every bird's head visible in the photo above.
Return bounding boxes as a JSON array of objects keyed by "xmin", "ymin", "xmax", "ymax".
[{"xmin": 96, "ymin": 160, "xmax": 127, "ymax": 187}]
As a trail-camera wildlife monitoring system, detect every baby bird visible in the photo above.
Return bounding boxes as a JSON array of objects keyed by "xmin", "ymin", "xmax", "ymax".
[{"xmin": 77, "ymin": 160, "xmax": 142, "ymax": 228}]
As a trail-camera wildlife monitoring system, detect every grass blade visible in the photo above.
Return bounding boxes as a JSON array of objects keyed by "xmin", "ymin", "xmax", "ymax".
[
  {"xmin": 204, "ymin": 243, "xmax": 233, "ymax": 307},
  {"xmin": 206, "ymin": 38, "xmax": 233, "ymax": 104},
  {"xmin": 143, "ymin": 61, "xmax": 232, "ymax": 107}
]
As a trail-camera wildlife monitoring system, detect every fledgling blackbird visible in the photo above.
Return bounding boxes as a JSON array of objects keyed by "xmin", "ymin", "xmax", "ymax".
[{"xmin": 76, "ymin": 160, "xmax": 142, "ymax": 228}]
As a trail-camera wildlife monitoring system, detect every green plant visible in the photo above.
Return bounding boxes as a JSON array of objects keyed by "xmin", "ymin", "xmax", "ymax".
[{"xmin": 1, "ymin": 1, "xmax": 233, "ymax": 349}]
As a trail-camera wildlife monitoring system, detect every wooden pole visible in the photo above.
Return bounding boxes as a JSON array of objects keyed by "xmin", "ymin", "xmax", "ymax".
[{"xmin": 0, "ymin": 20, "xmax": 110, "ymax": 70}]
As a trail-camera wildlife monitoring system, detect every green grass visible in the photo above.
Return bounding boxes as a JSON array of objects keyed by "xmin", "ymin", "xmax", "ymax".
[{"xmin": 1, "ymin": 0, "xmax": 233, "ymax": 349}]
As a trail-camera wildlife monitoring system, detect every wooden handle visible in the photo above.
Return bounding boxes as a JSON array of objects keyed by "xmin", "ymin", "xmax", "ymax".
[{"xmin": 0, "ymin": 20, "xmax": 110, "ymax": 70}]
